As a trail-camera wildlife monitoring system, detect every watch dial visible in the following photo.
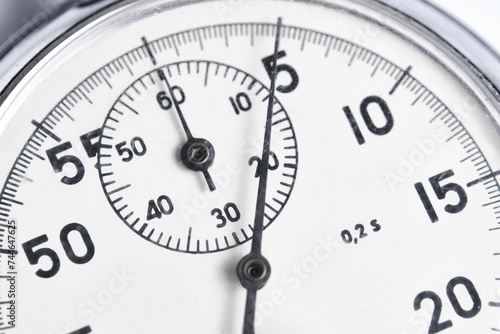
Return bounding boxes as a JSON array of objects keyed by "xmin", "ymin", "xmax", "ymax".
[{"xmin": 0, "ymin": 0, "xmax": 499, "ymax": 333}]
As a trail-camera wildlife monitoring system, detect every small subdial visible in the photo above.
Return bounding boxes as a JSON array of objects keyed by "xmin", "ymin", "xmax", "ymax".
[{"xmin": 98, "ymin": 61, "xmax": 298, "ymax": 253}]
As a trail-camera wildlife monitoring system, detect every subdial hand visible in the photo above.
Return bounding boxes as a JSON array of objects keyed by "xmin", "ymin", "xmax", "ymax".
[
  {"xmin": 157, "ymin": 69, "xmax": 217, "ymax": 192},
  {"xmin": 142, "ymin": 37, "xmax": 217, "ymax": 192}
]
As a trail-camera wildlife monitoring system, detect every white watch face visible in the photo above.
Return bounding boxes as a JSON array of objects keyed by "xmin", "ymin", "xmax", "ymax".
[{"xmin": 1, "ymin": 0, "xmax": 500, "ymax": 333}]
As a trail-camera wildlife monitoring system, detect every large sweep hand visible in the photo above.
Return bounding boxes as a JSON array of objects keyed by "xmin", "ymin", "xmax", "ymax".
[{"xmin": 236, "ymin": 17, "xmax": 282, "ymax": 334}]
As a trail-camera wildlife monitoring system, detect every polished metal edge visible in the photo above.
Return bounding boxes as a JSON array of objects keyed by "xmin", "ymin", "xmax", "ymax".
[
  {"xmin": 378, "ymin": 0, "xmax": 500, "ymax": 91},
  {"xmin": 0, "ymin": 0, "xmax": 121, "ymax": 97}
]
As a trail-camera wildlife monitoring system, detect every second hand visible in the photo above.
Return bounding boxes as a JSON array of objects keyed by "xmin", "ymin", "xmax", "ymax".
[{"xmin": 236, "ymin": 17, "xmax": 282, "ymax": 334}]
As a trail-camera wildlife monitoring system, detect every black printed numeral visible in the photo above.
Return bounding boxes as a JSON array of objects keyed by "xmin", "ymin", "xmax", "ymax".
[
  {"xmin": 249, "ymin": 151, "xmax": 279, "ymax": 178},
  {"xmin": 212, "ymin": 203, "xmax": 241, "ymax": 228},
  {"xmin": 157, "ymin": 86, "xmax": 185, "ymax": 110},
  {"xmin": 343, "ymin": 95, "xmax": 394, "ymax": 145},
  {"xmin": 262, "ymin": 50, "xmax": 299, "ymax": 93},
  {"xmin": 147, "ymin": 195, "xmax": 174, "ymax": 221},
  {"xmin": 22, "ymin": 223, "xmax": 95, "ymax": 278},
  {"xmin": 46, "ymin": 128, "xmax": 102, "ymax": 185},
  {"xmin": 415, "ymin": 169, "xmax": 468, "ymax": 223},
  {"xmin": 230, "ymin": 92, "xmax": 252, "ymax": 115},
  {"xmin": 414, "ymin": 276, "xmax": 481, "ymax": 334},
  {"xmin": 46, "ymin": 142, "xmax": 85, "ymax": 185},
  {"xmin": 341, "ymin": 219, "xmax": 381, "ymax": 245},
  {"xmin": 115, "ymin": 137, "xmax": 147, "ymax": 162}
]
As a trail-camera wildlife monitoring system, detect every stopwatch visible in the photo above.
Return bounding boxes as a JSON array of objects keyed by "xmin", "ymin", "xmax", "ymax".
[{"xmin": 1, "ymin": 0, "xmax": 500, "ymax": 333}]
